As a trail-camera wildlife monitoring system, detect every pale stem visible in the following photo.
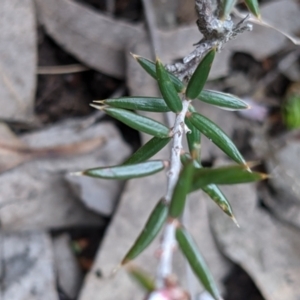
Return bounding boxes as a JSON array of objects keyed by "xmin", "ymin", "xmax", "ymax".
[{"xmin": 156, "ymin": 99, "xmax": 190, "ymax": 288}]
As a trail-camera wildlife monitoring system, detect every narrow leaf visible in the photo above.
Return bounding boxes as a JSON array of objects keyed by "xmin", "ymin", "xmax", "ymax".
[
  {"xmin": 180, "ymin": 155, "xmax": 236, "ymax": 222},
  {"xmin": 103, "ymin": 107, "xmax": 170, "ymax": 138},
  {"xmin": 123, "ymin": 137, "xmax": 171, "ymax": 165},
  {"xmin": 156, "ymin": 59, "xmax": 183, "ymax": 113},
  {"xmin": 190, "ymin": 165, "xmax": 267, "ymax": 193},
  {"xmin": 132, "ymin": 54, "xmax": 185, "ymax": 93},
  {"xmin": 176, "ymin": 226, "xmax": 221, "ymax": 300},
  {"xmin": 188, "ymin": 112, "xmax": 246, "ymax": 165},
  {"xmin": 122, "ymin": 199, "xmax": 168, "ymax": 264},
  {"xmin": 169, "ymin": 161, "xmax": 194, "ymax": 218},
  {"xmin": 221, "ymin": 0, "xmax": 237, "ymax": 19},
  {"xmin": 197, "ymin": 90, "xmax": 249, "ymax": 111},
  {"xmin": 186, "ymin": 49, "xmax": 216, "ymax": 100},
  {"xmin": 244, "ymin": 0, "xmax": 260, "ymax": 18},
  {"xmin": 202, "ymin": 184, "xmax": 235, "ymax": 221},
  {"xmin": 127, "ymin": 265, "xmax": 155, "ymax": 292},
  {"xmin": 81, "ymin": 160, "xmax": 167, "ymax": 180},
  {"xmin": 96, "ymin": 97, "xmax": 170, "ymax": 113},
  {"xmin": 185, "ymin": 117, "xmax": 201, "ymax": 162}
]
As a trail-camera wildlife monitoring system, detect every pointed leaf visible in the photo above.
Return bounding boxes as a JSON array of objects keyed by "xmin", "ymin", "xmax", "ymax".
[
  {"xmin": 156, "ymin": 59, "xmax": 183, "ymax": 113},
  {"xmin": 202, "ymin": 184, "xmax": 235, "ymax": 219},
  {"xmin": 81, "ymin": 160, "xmax": 167, "ymax": 180},
  {"xmin": 188, "ymin": 112, "xmax": 246, "ymax": 165},
  {"xmin": 96, "ymin": 97, "xmax": 170, "ymax": 112},
  {"xmin": 197, "ymin": 90, "xmax": 249, "ymax": 111},
  {"xmin": 169, "ymin": 161, "xmax": 194, "ymax": 218},
  {"xmin": 127, "ymin": 266, "xmax": 155, "ymax": 292},
  {"xmin": 103, "ymin": 107, "xmax": 170, "ymax": 138},
  {"xmin": 122, "ymin": 199, "xmax": 168, "ymax": 264},
  {"xmin": 132, "ymin": 54, "xmax": 185, "ymax": 93},
  {"xmin": 176, "ymin": 226, "xmax": 221, "ymax": 300},
  {"xmin": 123, "ymin": 137, "xmax": 171, "ymax": 165},
  {"xmin": 185, "ymin": 117, "xmax": 201, "ymax": 162},
  {"xmin": 220, "ymin": 0, "xmax": 237, "ymax": 19},
  {"xmin": 244, "ymin": 0, "xmax": 260, "ymax": 18},
  {"xmin": 190, "ymin": 165, "xmax": 267, "ymax": 193},
  {"xmin": 186, "ymin": 49, "xmax": 216, "ymax": 100}
]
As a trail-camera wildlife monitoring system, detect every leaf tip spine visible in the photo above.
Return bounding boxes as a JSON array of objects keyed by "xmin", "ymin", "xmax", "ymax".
[
  {"xmin": 131, "ymin": 52, "xmax": 139, "ymax": 60},
  {"xmin": 231, "ymin": 216, "xmax": 240, "ymax": 228},
  {"xmin": 70, "ymin": 171, "xmax": 83, "ymax": 176},
  {"xmin": 92, "ymin": 99, "xmax": 105, "ymax": 104},
  {"xmin": 260, "ymin": 173, "xmax": 270, "ymax": 180},
  {"xmin": 90, "ymin": 103, "xmax": 105, "ymax": 110},
  {"xmin": 109, "ymin": 264, "xmax": 122, "ymax": 278}
]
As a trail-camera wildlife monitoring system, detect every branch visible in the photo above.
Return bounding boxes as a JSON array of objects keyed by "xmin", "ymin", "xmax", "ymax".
[
  {"xmin": 156, "ymin": 99, "xmax": 190, "ymax": 288},
  {"xmin": 165, "ymin": 1, "xmax": 252, "ymax": 82}
]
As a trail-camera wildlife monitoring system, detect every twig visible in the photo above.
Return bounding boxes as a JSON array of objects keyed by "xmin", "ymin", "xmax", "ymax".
[
  {"xmin": 232, "ymin": 7, "xmax": 300, "ymax": 45},
  {"xmin": 166, "ymin": 1, "xmax": 252, "ymax": 82},
  {"xmin": 37, "ymin": 64, "xmax": 89, "ymax": 75},
  {"xmin": 141, "ymin": 0, "xmax": 161, "ymax": 57},
  {"xmin": 156, "ymin": 99, "xmax": 190, "ymax": 288}
]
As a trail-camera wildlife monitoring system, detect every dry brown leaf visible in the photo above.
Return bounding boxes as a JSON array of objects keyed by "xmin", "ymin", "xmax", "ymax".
[
  {"xmin": 0, "ymin": 122, "xmax": 106, "ymax": 174},
  {"xmin": 0, "ymin": 120, "xmax": 130, "ymax": 230},
  {"xmin": 0, "ymin": 0, "xmax": 36, "ymax": 121}
]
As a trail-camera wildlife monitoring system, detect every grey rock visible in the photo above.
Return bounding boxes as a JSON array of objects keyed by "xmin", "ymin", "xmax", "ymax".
[
  {"xmin": 252, "ymin": 128, "xmax": 300, "ymax": 229},
  {"xmin": 210, "ymin": 182, "xmax": 300, "ymax": 300},
  {"xmin": 53, "ymin": 234, "xmax": 83, "ymax": 299},
  {"xmin": 66, "ymin": 174, "xmax": 125, "ymax": 216},
  {"xmin": 265, "ymin": 139, "xmax": 300, "ymax": 229},
  {"xmin": 0, "ymin": 0, "xmax": 36, "ymax": 121},
  {"xmin": 1, "ymin": 232, "xmax": 58, "ymax": 300}
]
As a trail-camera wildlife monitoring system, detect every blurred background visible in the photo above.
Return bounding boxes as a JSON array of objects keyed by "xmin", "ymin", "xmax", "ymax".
[{"xmin": 1, "ymin": 0, "xmax": 300, "ymax": 299}]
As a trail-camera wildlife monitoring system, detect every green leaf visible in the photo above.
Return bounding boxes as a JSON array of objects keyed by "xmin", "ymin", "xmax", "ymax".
[
  {"xmin": 180, "ymin": 154, "xmax": 236, "ymax": 222},
  {"xmin": 95, "ymin": 97, "xmax": 170, "ymax": 113},
  {"xmin": 185, "ymin": 117, "xmax": 201, "ymax": 162},
  {"xmin": 220, "ymin": 0, "xmax": 237, "ymax": 19},
  {"xmin": 197, "ymin": 90, "xmax": 249, "ymax": 111},
  {"xmin": 282, "ymin": 94, "xmax": 300, "ymax": 130},
  {"xmin": 156, "ymin": 59, "xmax": 183, "ymax": 113},
  {"xmin": 176, "ymin": 226, "xmax": 221, "ymax": 300},
  {"xmin": 123, "ymin": 137, "xmax": 171, "ymax": 165},
  {"xmin": 244, "ymin": 0, "xmax": 260, "ymax": 18},
  {"xmin": 127, "ymin": 265, "xmax": 155, "ymax": 292},
  {"xmin": 81, "ymin": 160, "xmax": 167, "ymax": 180},
  {"xmin": 186, "ymin": 49, "xmax": 216, "ymax": 100},
  {"xmin": 103, "ymin": 107, "xmax": 170, "ymax": 138},
  {"xmin": 190, "ymin": 165, "xmax": 267, "ymax": 193},
  {"xmin": 169, "ymin": 161, "xmax": 194, "ymax": 218},
  {"xmin": 132, "ymin": 54, "xmax": 185, "ymax": 93},
  {"xmin": 188, "ymin": 112, "xmax": 246, "ymax": 165},
  {"xmin": 202, "ymin": 184, "xmax": 236, "ymax": 221},
  {"xmin": 122, "ymin": 199, "xmax": 168, "ymax": 264}
]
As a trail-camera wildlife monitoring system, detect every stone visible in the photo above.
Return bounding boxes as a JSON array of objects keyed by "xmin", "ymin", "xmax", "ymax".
[
  {"xmin": 0, "ymin": 120, "xmax": 131, "ymax": 230},
  {"xmin": 210, "ymin": 182, "xmax": 300, "ymax": 300},
  {"xmin": 1, "ymin": 232, "xmax": 58, "ymax": 300},
  {"xmin": 53, "ymin": 234, "xmax": 83, "ymax": 299}
]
